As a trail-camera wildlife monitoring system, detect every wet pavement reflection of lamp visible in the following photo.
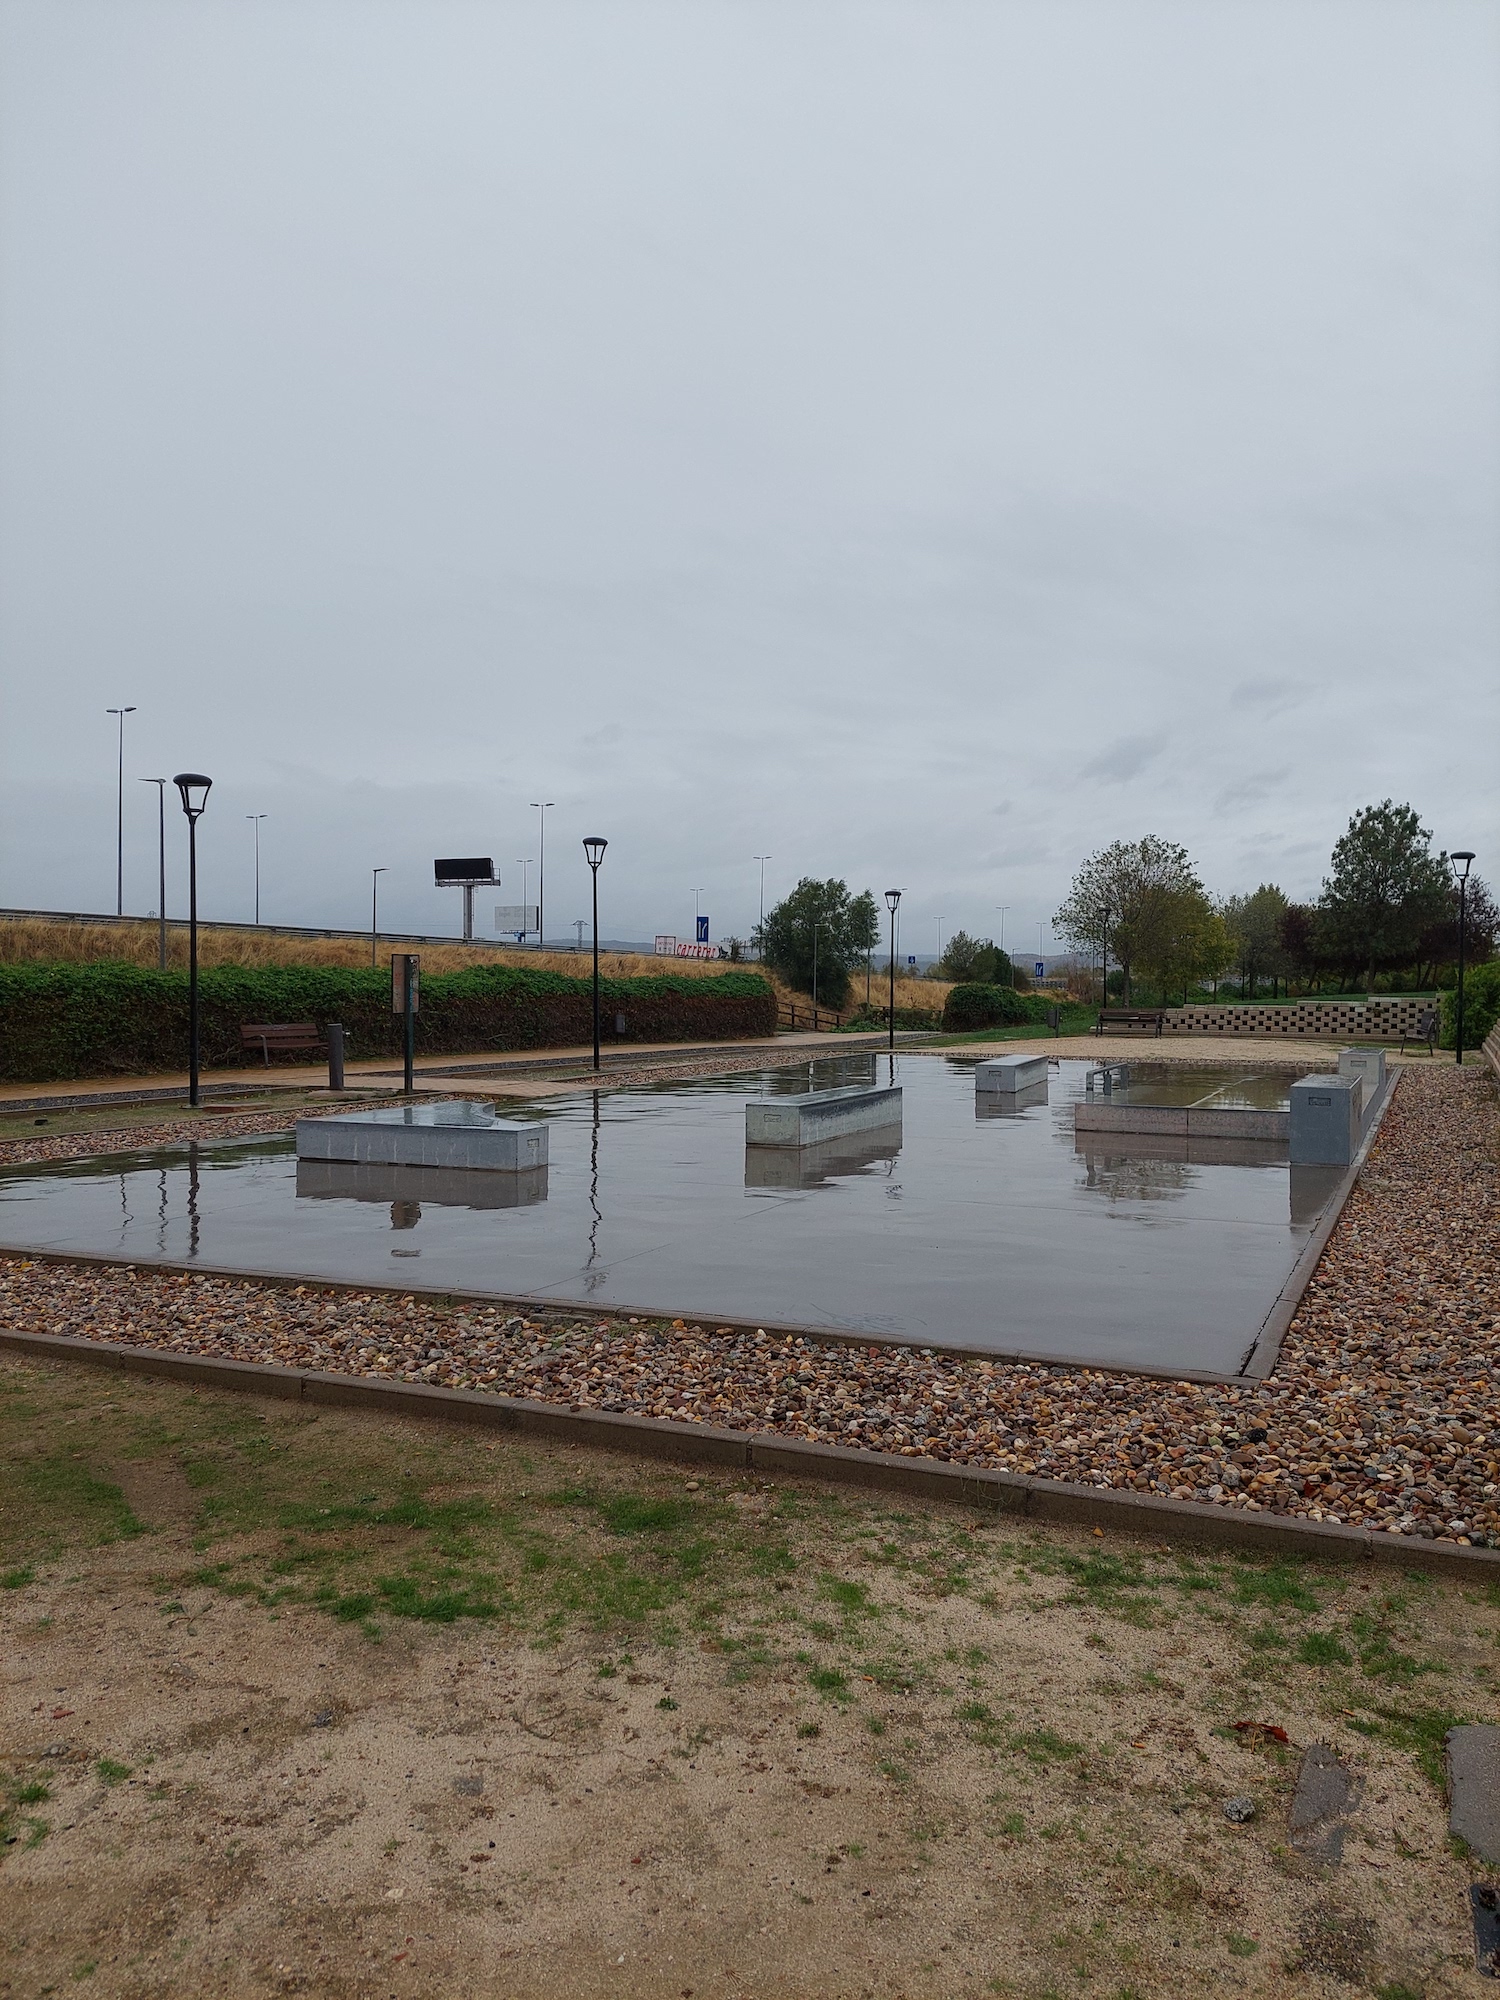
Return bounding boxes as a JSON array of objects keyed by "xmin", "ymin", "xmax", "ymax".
[{"xmin": 172, "ymin": 773, "xmax": 212, "ymax": 1106}]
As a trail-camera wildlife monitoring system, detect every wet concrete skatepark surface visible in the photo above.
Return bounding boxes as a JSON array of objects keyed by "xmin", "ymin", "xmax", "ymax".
[{"xmin": 0, "ymin": 1055, "xmax": 1347, "ymax": 1375}]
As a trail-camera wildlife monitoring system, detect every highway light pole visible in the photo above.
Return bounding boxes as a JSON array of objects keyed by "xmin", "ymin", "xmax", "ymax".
[
  {"xmin": 246, "ymin": 815, "xmax": 266, "ymax": 924},
  {"xmin": 140, "ymin": 778, "xmax": 167, "ymax": 968},
  {"xmin": 107, "ymin": 705, "xmax": 136, "ymax": 915},
  {"xmin": 530, "ymin": 801, "xmax": 554, "ymax": 945}
]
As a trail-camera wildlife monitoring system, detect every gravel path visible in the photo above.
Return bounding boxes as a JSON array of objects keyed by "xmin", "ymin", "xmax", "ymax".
[{"xmin": 2, "ymin": 1062, "xmax": 1496, "ymax": 1547}]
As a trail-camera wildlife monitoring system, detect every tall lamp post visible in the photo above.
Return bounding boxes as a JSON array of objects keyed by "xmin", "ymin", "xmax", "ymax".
[
  {"xmin": 885, "ymin": 889, "xmax": 902, "ymax": 1050},
  {"xmin": 140, "ymin": 779, "xmax": 168, "ymax": 968},
  {"xmin": 753, "ymin": 856, "xmax": 771, "ymax": 949},
  {"xmin": 995, "ymin": 906, "xmax": 1011, "ymax": 984},
  {"xmin": 530, "ymin": 801, "xmax": 553, "ymax": 945},
  {"xmin": 517, "ymin": 859, "xmax": 534, "ymax": 942},
  {"xmin": 107, "ymin": 706, "xmax": 136, "ymax": 915},
  {"xmin": 370, "ymin": 867, "xmax": 388, "ymax": 968},
  {"xmin": 583, "ymin": 837, "xmax": 608, "ymax": 1071},
  {"xmin": 246, "ymin": 814, "xmax": 266, "ymax": 924},
  {"xmin": 1451, "ymin": 850, "xmax": 1476, "ymax": 1066},
  {"xmin": 173, "ymin": 774, "xmax": 212, "ymax": 1106}
]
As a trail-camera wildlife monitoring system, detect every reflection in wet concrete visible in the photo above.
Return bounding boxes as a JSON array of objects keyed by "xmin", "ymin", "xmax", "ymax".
[
  {"xmin": 744, "ymin": 1126, "xmax": 902, "ymax": 1191},
  {"xmin": 0, "ymin": 1057, "xmax": 1363, "ymax": 1374},
  {"xmin": 1290, "ymin": 1164, "xmax": 1346, "ymax": 1228},
  {"xmin": 295, "ymin": 1159, "xmax": 549, "ymax": 1212},
  {"xmin": 1073, "ymin": 1131, "xmax": 1346, "ymax": 1230},
  {"xmin": 974, "ymin": 1081, "xmax": 1049, "ymax": 1120}
]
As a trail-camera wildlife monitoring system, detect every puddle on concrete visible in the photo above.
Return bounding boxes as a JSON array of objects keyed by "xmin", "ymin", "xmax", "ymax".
[{"xmin": 0, "ymin": 1055, "xmax": 1346, "ymax": 1374}]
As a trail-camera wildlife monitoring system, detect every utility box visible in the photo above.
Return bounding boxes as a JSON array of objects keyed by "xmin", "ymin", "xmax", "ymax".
[
  {"xmin": 1290, "ymin": 1073, "xmax": 1362, "ymax": 1167},
  {"xmin": 975, "ymin": 1054, "xmax": 1049, "ymax": 1094},
  {"xmin": 1337, "ymin": 1046, "xmax": 1386, "ymax": 1101}
]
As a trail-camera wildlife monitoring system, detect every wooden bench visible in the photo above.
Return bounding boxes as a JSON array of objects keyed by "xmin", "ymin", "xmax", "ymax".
[
  {"xmin": 1095, "ymin": 1008, "xmax": 1165, "ymax": 1037},
  {"xmin": 239, "ymin": 1021, "xmax": 327, "ymax": 1066}
]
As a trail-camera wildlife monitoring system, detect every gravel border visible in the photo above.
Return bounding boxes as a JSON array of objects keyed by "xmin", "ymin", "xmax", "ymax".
[{"xmin": 1, "ymin": 1061, "xmax": 1496, "ymax": 1548}]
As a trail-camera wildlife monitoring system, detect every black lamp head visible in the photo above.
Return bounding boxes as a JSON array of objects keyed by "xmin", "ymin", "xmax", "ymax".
[
  {"xmin": 1451, "ymin": 849, "xmax": 1475, "ymax": 881},
  {"xmin": 884, "ymin": 888, "xmax": 901, "ymax": 913},
  {"xmin": 582, "ymin": 836, "xmax": 608, "ymax": 870},
  {"xmin": 172, "ymin": 772, "xmax": 212, "ymax": 820}
]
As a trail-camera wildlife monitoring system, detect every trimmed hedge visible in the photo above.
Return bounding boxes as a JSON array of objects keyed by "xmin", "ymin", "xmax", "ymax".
[
  {"xmin": 1439, "ymin": 960, "xmax": 1500, "ymax": 1051},
  {"xmin": 941, "ymin": 983, "xmax": 1049, "ymax": 1032},
  {"xmin": 0, "ymin": 961, "xmax": 778, "ymax": 1083}
]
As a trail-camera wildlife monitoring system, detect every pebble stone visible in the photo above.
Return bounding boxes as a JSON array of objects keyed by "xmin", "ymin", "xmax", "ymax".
[{"xmin": 1, "ymin": 1061, "xmax": 1496, "ymax": 1547}]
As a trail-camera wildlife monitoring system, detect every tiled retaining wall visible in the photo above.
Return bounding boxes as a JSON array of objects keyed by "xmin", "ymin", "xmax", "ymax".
[{"xmin": 1162, "ymin": 998, "xmax": 1431, "ymax": 1040}]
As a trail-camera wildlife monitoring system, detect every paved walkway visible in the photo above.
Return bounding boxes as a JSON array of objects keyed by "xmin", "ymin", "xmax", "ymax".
[{"xmin": 0, "ymin": 1029, "xmax": 896, "ymax": 1111}]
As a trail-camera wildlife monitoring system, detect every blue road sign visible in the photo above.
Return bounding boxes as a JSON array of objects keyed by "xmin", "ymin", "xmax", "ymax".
[
  {"xmin": 696, "ymin": 915, "xmax": 709, "ymax": 943},
  {"xmin": 1035, "ymin": 960, "xmax": 1045, "ymax": 979}
]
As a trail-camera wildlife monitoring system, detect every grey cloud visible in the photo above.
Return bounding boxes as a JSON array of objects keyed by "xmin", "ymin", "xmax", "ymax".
[{"xmin": 1080, "ymin": 735, "xmax": 1169, "ymax": 785}]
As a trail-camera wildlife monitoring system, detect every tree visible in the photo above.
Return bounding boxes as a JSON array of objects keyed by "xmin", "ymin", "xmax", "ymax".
[
  {"xmin": 1278, "ymin": 903, "xmax": 1324, "ymax": 993},
  {"xmin": 754, "ymin": 878, "xmax": 877, "ymax": 1009},
  {"xmin": 1136, "ymin": 886, "xmax": 1230, "ymax": 1002},
  {"xmin": 1416, "ymin": 875, "xmax": 1497, "ymax": 986},
  {"xmin": 1317, "ymin": 801, "xmax": 1451, "ymax": 992},
  {"xmin": 1221, "ymin": 884, "xmax": 1290, "ymax": 999},
  {"xmin": 1054, "ymin": 836, "xmax": 1204, "ymax": 1003}
]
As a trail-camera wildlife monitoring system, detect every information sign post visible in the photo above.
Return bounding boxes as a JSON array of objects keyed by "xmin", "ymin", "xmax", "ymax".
[{"xmin": 392, "ymin": 954, "xmax": 420, "ymax": 1094}]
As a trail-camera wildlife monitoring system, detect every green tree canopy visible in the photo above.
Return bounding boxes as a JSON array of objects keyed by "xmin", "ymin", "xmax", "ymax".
[
  {"xmin": 1054, "ymin": 836, "xmax": 1204, "ymax": 1002},
  {"xmin": 754, "ymin": 879, "xmax": 878, "ymax": 1008},
  {"xmin": 1317, "ymin": 801, "xmax": 1450, "ymax": 990},
  {"xmin": 1220, "ymin": 884, "xmax": 1291, "ymax": 998}
]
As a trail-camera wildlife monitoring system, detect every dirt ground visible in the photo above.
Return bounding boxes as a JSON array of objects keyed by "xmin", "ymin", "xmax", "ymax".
[{"xmin": 2, "ymin": 1357, "xmax": 1496, "ymax": 2000}]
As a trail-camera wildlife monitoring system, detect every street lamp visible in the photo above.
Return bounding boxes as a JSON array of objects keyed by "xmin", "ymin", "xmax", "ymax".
[
  {"xmin": 583, "ymin": 837, "xmax": 608, "ymax": 1070},
  {"xmin": 995, "ymin": 906, "xmax": 1011, "ymax": 984},
  {"xmin": 107, "ymin": 706, "xmax": 136, "ymax": 916},
  {"xmin": 371, "ymin": 867, "xmax": 388, "ymax": 968},
  {"xmin": 753, "ymin": 856, "xmax": 771, "ymax": 946},
  {"xmin": 1451, "ymin": 851, "xmax": 1476, "ymax": 1066},
  {"xmin": 246, "ymin": 814, "xmax": 266, "ymax": 925},
  {"xmin": 517, "ymin": 860, "xmax": 534, "ymax": 942},
  {"xmin": 530, "ymin": 802, "xmax": 554, "ymax": 945},
  {"xmin": 140, "ymin": 779, "xmax": 167, "ymax": 968},
  {"xmin": 885, "ymin": 889, "xmax": 902, "ymax": 1050},
  {"xmin": 173, "ymin": 773, "xmax": 212, "ymax": 1107}
]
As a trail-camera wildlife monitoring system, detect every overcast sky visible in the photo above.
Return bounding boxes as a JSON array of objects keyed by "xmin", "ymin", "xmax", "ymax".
[{"xmin": 2, "ymin": 0, "xmax": 1496, "ymax": 955}]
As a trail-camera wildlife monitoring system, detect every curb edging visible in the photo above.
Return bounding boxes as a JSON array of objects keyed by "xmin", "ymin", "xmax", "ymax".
[{"xmin": 2, "ymin": 1326, "xmax": 1495, "ymax": 1578}]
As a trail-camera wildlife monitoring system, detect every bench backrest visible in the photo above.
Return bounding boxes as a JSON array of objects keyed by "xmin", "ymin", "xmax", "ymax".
[{"xmin": 241, "ymin": 1022, "xmax": 321, "ymax": 1042}]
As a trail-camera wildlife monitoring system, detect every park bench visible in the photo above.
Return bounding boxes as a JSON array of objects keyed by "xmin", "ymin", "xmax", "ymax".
[
  {"xmin": 1095, "ymin": 1008, "xmax": 1165, "ymax": 1037},
  {"xmin": 239, "ymin": 1021, "xmax": 328, "ymax": 1066},
  {"xmin": 1399, "ymin": 1008, "xmax": 1439, "ymax": 1057}
]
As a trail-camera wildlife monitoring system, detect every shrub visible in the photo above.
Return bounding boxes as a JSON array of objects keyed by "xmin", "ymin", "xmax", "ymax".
[
  {"xmin": 0, "ymin": 961, "xmax": 778, "ymax": 1084},
  {"xmin": 1439, "ymin": 959, "xmax": 1500, "ymax": 1050},
  {"xmin": 942, "ymin": 983, "xmax": 1034, "ymax": 1031}
]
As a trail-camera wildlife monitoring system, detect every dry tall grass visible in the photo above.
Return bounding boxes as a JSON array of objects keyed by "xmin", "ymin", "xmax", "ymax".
[{"xmin": 0, "ymin": 918, "xmax": 950, "ymax": 1016}]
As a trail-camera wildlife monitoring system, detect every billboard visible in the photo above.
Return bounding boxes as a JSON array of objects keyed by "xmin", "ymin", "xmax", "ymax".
[
  {"xmin": 495, "ymin": 905, "xmax": 539, "ymax": 934},
  {"xmin": 654, "ymin": 936, "xmax": 677, "ymax": 955},
  {"xmin": 435, "ymin": 857, "xmax": 495, "ymax": 886}
]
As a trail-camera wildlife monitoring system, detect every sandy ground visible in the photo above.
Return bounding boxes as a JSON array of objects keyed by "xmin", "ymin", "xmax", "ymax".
[{"xmin": 3, "ymin": 1365, "xmax": 1498, "ymax": 2000}]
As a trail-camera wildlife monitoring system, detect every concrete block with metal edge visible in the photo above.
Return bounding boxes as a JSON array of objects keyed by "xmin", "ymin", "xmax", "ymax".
[
  {"xmin": 1447, "ymin": 1724, "xmax": 1500, "ymax": 1865},
  {"xmin": 296, "ymin": 1100, "xmax": 548, "ymax": 1172},
  {"xmin": 744, "ymin": 1083, "xmax": 901, "ymax": 1149},
  {"xmin": 975, "ymin": 1054, "xmax": 1049, "ymax": 1094},
  {"xmin": 1289, "ymin": 1073, "xmax": 1362, "ymax": 1166},
  {"xmin": 1337, "ymin": 1045, "xmax": 1386, "ymax": 1100}
]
